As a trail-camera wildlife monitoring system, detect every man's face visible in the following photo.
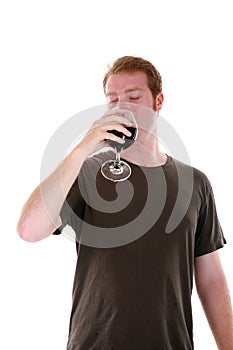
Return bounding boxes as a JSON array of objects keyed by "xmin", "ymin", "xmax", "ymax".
[{"xmin": 105, "ymin": 71, "xmax": 159, "ymax": 111}]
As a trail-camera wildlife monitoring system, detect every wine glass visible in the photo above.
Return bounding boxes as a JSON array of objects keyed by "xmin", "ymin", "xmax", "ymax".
[{"xmin": 101, "ymin": 106, "xmax": 138, "ymax": 182}]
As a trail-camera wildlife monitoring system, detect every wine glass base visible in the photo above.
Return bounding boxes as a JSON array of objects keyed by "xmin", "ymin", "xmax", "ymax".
[{"xmin": 101, "ymin": 159, "xmax": 132, "ymax": 182}]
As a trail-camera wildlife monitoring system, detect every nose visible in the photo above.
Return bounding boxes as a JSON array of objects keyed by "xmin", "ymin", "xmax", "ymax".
[
  {"xmin": 113, "ymin": 101, "xmax": 135, "ymax": 117},
  {"xmin": 115, "ymin": 97, "xmax": 130, "ymax": 109},
  {"xmin": 118, "ymin": 95, "xmax": 127, "ymax": 103}
]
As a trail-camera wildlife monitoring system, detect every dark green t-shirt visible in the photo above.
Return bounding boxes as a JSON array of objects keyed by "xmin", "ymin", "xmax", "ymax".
[{"xmin": 55, "ymin": 152, "xmax": 226, "ymax": 350}]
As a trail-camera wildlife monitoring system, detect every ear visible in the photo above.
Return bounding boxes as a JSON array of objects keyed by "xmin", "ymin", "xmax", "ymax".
[{"xmin": 155, "ymin": 92, "xmax": 164, "ymax": 111}]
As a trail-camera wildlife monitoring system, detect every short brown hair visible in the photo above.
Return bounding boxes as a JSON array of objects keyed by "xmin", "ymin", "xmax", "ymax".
[{"xmin": 103, "ymin": 56, "xmax": 162, "ymax": 98}]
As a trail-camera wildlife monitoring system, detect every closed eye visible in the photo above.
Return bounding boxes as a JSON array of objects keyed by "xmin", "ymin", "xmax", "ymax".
[{"xmin": 129, "ymin": 96, "xmax": 140, "ymax": 100}]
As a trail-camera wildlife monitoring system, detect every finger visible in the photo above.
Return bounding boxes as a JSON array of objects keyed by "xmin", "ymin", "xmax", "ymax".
[
  {"xmin": 104, "ymin": 132, "xmax": 126, "ymax": 144},
  {"xmin": 101, "ymin": 124, "xmax": 132, "ymax": 137}
]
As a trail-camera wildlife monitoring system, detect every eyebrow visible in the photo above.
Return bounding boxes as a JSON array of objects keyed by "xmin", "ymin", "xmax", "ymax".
[{"xmin": 106, "ymin": 87, "xmax": 143, "ymax": 96}]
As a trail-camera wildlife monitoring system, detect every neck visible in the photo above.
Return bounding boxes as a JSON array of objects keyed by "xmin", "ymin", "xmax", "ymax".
[{"xmin": 121, "ymin": 131, "xmax": 167, "ymax": 167}]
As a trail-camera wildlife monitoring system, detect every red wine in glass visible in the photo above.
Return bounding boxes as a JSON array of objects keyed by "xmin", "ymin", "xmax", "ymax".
[{"xmin": 107, "ymin": 127, "xmax": 137, "ymax": 152}]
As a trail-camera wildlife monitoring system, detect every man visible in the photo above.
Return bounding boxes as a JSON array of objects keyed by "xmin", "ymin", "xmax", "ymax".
[{"xmin": 17, "ymin": 56, "xmax": 233, "ymax": 349}]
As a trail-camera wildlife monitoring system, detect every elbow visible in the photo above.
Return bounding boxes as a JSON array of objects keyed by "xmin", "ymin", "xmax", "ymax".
[
  {"xmin": 16, "ymin": 220, "xmax": 42, "ymax": 243},
  {"xmin": 16, "ymin": 218, "xmax": 57, "ymax": 242}
]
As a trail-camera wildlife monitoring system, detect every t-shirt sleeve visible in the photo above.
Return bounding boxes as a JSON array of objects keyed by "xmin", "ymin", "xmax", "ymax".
[
  {"xmin": 194, "ymin": 181, "xmax": 226, "ymax": 257},
  {"xmin": 52, "ymin": 176, "xmax": 85, "ymax": 236}
]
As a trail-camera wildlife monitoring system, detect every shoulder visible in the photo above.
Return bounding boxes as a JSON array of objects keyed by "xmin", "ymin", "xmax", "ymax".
[
  {"xmin": 79, "ymin": 150, "xmax": 114, "ymax": 179},
  {"xmin": 171, "ymin": 157, "xmax": 212, "ymax": 194},
  {"xmin": 84, "ymin": 150, "xmax": 114, "ymax": 166}
]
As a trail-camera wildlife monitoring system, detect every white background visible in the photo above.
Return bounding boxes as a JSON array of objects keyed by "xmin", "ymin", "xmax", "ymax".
[{"xmin": 0, "ymin": 0, "xmax": 232, "ymax": 349}]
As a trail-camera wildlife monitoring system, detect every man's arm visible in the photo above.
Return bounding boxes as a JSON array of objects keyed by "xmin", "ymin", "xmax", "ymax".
[
  {"xmin": 16, "ymin": 113, "xmax": 132, "ymax": 242},
  {"xmin": 194, "ymin": 250, "xmax": 233, "ymax": 349},
  {"xmin": 16, "ymin": 144, "xmax": 91, "ymax": 242}
]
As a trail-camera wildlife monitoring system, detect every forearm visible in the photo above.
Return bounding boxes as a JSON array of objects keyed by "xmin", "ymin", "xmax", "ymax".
[
  {"xmin": 196, "ymin": 276, "xmax": 233, "ymax": 349},
  {"xmin": 17, "ymin": 145, "xmax": 88, "ymax": 242},
  {"xmin": 17, "ymin": 111, "xmax": 132, "ymax": 242}
]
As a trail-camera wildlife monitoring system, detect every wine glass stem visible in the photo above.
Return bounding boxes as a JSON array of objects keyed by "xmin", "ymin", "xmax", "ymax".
[{"xmin": 115, "ymin": 150, "xmax": 121, "ymax": 164}]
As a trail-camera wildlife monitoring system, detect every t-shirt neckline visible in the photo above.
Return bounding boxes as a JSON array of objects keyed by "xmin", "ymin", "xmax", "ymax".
[{"xmin": 123, "ymin": 154, "xmax": 173, "ymax": 171}]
